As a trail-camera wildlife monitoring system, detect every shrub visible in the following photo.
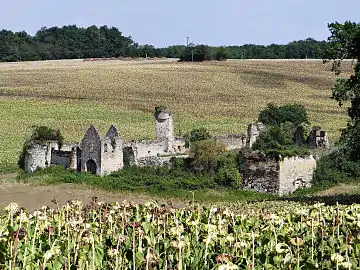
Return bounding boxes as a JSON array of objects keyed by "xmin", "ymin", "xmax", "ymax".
[
  {"xmin": 215, "ymin": 152, "xmax": 242, "ymax": 188},
  {"xmin": 312, "ymin": 149, "xmax": 360, "ymax": 185},
  {"xmin": 258, "ymin": 103, "xmax": 309, "ymax": 126},
  {"xmin": 252, "ymin": 122, "xmax": 311, "ymax": 158},
  {"xmin": 189, "ymin": 140, "xmax": 226, "ymax": 174},
  {"xmin": 184, "ymin": 127, "xmax": 212, "ymax": 147},
  {"xmin": 252, "ymin": 125, "xmax": 293, "ymax": 151},
  {"xmin": 30, "ymin": 125, "xmax": 64, "ymax": 146}
]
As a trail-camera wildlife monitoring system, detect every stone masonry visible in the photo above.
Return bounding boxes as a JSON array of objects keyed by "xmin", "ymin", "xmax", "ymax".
[
  {"xmin": 24, "ymin": 108, "xmax": 186, "ymax": 176},
  {"xmin": 242, "ymin": 151, "xmax": 317, "ymax": 195}
]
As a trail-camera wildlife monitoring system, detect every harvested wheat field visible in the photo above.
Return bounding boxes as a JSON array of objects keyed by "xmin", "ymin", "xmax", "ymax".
[{"xmin": 0, "ymin": 59, "xmax": 352, "ymax": 168}]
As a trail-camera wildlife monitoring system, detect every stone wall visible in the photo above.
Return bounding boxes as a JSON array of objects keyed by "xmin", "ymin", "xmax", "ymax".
[
  {"xmin": 24, "ymin": 143, "xmax": 48, "ymax": 173},
  {"xmin": 309, "ymin": 127, "xmax": 329, "ymax": 149},
  {"xmin": 126, "ymin": 140, "xmax": 167, "ymax": 162},
  {"xmin": 215, "ymin": 134, "xmax": 246, "ymax": 150},
  {"xmin": 169, "ymin": 137, "xmax": 186, "ymax": 153},
  {"xmin": 51, "ymin": 150, "xmax": 71, "ymax": 168},
  {"xmin": 246, "ymin": 123, "xmax": 266, "ymax": 148},
  {"xmin": 278, "ymin": 155, "xmax": 317, "ymax": 195},
  {"xmin": 242, "ymin": 151, "xmax": 317, "ymax": 195},
  {"xmin": 242, "ymin": 152, "xmax": 281, "ymax": 194},
  {"xmin": 24, "ymin": 141, "xmax": 59, "ymax": 173},
  {"xmin": 101, "ymin": 136, "xmax": 123, "ymax": 175}
]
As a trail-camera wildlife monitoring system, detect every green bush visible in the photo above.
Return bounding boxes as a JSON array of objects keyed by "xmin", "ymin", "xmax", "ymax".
[
  {"xmin": 184, "ymin": 127, "xmax": 212, "ymax": 147},
  {"xmin": 30, "ymin": 125, "xmax": 64, "ymax": 146},
  {"xmin": 214, "ymin": 151, "xmax": 242, "ymax": 188},
  {"xmin": 258, "ymin": 103, "xmax": 309, "ymax": 126},
  {"xmin": 312, "ymin": 149, "xmax": 360, "ymax": 185},
  {"xmin": 252, "ymin": 125, "xmax": 293, "ymax": 150},
  {"xmin": 189, "ymin": 140, "xmax": 226, "ymax": 174},
  {"xmin": 252, "ymin": 123, "xmax": 310, "ymax": 158}
]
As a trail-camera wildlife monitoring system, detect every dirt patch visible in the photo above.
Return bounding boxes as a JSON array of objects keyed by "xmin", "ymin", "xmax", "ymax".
[
  {"xmin": 0, "ymin": 174, "xmax": 185, "ymax": 212},
  {"xmin": 315, "ymin": 183, "xmax": 360, "ymax": 197}
]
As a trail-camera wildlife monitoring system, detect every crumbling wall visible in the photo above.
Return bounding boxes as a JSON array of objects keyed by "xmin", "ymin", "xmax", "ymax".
[
  {"xmin": 309, "ymin": 127, "xmax": 329, "ymax": 149},
  {"xmin": 215, "ymin": 134, "xmax": 246, "ymax": 150},
  {"xmin": 246, "ymin": 123, "xmax": 266, "ymax": 148},
  {"xmin": 127, "ymin": 140, "xmax": 167, "ymax": 160},
  {"xmin": 278, "ymin": 155, "xmax": 316, "ymax": 195},
  {"xmin": 101, "ymin": 136, "xmax": 123, "ymax": 175},
  {"xmin": 242, "ymin": 152, "xmax": 280, "ymax": 194},
  {"xmin": 24, "ymin": 141, "xmax": 59, "ymax": 173},
  {"xmin": 242, "ymin": 151, "xmax": 317, "ymax": 195},
  {"xmin": 169, "ymin": 137, "xmax": 186, "ymax": 153},
  {"xmin": 51, "ymin": 150, "xmax": 71, "ymax": 167},
  {"xmin": 24, "ymin": 143, "xmax": 48, "ymax": 173}
]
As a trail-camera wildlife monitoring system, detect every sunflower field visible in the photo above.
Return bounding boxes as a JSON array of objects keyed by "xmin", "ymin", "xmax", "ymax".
[{"xmin": 1, "ymin": 199, "xmax": 360, "ymax": 269}]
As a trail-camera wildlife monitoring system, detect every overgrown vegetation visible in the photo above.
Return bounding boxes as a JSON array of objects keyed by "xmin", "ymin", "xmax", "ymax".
[
  {"xmin": 252, "ymin": 104, "xmax": 311, "ymax": 157},
  {"xmin": 184, "ymin": 130, "xmax": 242, "ymax": 188},
  {"xmin": 16, "ymin": 165, "xmax": 271, "ymax": 202},
  {"xmin": 184, "ymin": 127, "xmax": 212, "ymax": 147}
]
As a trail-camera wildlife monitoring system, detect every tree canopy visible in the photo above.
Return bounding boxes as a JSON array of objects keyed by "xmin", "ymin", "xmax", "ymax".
[
  {"xmin": 324, "ymin": 21, "xmax": 360, "ymax": 160},
  {"xmin": 258, "ymin": 103, "xmax": 309, "ymax": 126},
  {"xmin": 0, "ymin": 24, "xmax": 330, "ymax": 62}
]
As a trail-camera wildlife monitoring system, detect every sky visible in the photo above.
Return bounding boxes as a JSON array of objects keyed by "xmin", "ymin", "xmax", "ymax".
[{"xmin": 1, "ymin": 0, "xmax": 360, "ymax": 47}]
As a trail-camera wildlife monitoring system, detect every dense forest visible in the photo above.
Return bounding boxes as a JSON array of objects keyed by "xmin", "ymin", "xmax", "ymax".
[{"xmin": 0, "ymin": 25, "xmax": 329, "ymax": 62}]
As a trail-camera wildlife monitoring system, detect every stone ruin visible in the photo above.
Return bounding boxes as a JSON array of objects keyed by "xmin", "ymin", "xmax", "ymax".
[
  {"xmin": 308, "ymin": 126, "xmax": 329, "ymax": 149},
  {"xmin": 241, "ymin": 151, "xmax": 317, "ymax": 195},
  {"xmin": 294, "ymin": 124, "xmax": 329, "ymax": 149},
  {"xmin": 215, "ymin": 122, "xmax": 266, "ymax": 150},
  {"xmin": 23, "ymin": 108, "xmax": 329, "ymax": 195},
  {"xmin": 24, "ymin": 108, "xmax": 186, "ymax": 176}
]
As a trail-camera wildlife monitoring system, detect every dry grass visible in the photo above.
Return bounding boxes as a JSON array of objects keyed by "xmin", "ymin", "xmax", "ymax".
[{"xmin": 0, "ymin": 59, "xmax": 353, "ymax": 167}]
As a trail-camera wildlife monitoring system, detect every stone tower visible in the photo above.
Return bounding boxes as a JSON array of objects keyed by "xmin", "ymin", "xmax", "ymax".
[
  {"xmin": 154, "ymin": 107, "xmax": 175, "ymax": 152},
  {"xmin": 154, "ymin": 107, "xmax": 175, "ymax": 142}
]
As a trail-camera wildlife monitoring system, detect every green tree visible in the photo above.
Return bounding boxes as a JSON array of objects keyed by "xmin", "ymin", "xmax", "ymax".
[
  {"xmin": 258, "ymin": 103, "xmax": 309, "ymax": 126},
  {"xmin": 324, "ymin": 21, "xmax": 360, "ymax": 160},
  {"xmin": 214, "ymin": 46, "xmax": 230, "ymax": 61},
  {"xmin": 184, "ymin": 127, "xmax": 212, "ymax": 147},
  {"xmin": 180, "ymin": 44, "xmax": 212, "ymax": 62}
]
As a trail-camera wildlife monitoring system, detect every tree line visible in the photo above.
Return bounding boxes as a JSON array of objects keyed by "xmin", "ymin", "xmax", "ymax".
[{"xmin": 0, "ymin": 25, "xmax": 329, "ymax": 62}]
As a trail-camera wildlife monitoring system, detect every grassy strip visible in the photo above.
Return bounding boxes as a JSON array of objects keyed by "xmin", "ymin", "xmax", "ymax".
[{"xmin": 16, "ymin": 165, "xmax": 276, "ymax": 202}]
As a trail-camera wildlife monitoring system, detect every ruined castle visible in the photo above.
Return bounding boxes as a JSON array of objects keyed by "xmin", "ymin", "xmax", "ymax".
[
  {"xmin": 24, "ymin": 108, "xmax": 329, "ymax": 195},
  {"xmin": 24, "ymin": 108, "xmax": 186, "ymax": 175}
]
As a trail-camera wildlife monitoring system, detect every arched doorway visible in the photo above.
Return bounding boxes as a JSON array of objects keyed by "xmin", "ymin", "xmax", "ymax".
[{"xmin": 86, "ymin": 159, "xmax": 97, "ymax": 174}]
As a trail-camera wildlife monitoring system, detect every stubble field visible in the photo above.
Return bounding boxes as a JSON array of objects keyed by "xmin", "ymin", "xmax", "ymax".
[{"xmin": 0, "ymin": 59, "xmax": 352, "ymax": 169}]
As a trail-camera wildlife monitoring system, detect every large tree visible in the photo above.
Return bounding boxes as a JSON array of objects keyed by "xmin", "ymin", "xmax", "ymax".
[{"xmin": 324, "ymin": 21, "xmax": 360, "ymax": 159}]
